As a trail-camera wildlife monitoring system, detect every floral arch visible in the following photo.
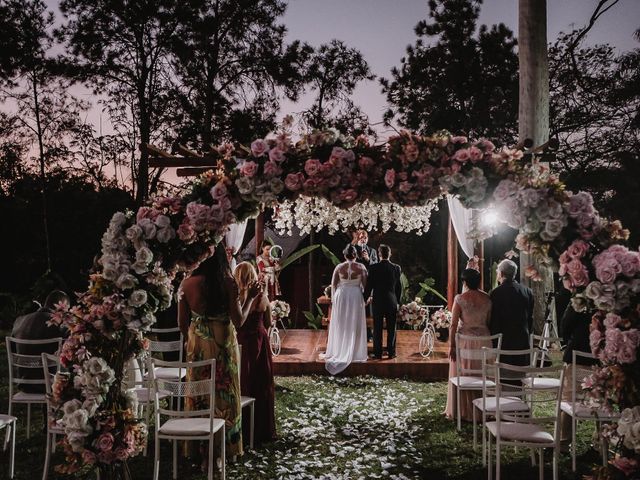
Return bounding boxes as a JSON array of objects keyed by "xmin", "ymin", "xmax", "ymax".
[{"xmin": 50, "ymin": 128, "xmax": 640, "ymax": 477}]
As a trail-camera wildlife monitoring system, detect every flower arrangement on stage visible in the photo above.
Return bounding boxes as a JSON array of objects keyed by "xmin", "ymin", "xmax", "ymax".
[
  {"xmin": 51, "ymin": 124, "xmax": 640, "ymax": 479},
  {"xmin": 431, "ymin": 307, "xmax": 452, "ymax": 330},
  {"xmin": 270, "ymin": 300, "xmax": 290, "ymax": 325},
  {"xmin": 399, "ymin": 300, "xmax": 428, "ymax": 329}
]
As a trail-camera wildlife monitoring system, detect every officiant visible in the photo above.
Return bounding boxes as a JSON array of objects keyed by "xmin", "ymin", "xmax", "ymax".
[{"xmin": 350, "ymin": 229, "xmax": 378, "ymax": 267}]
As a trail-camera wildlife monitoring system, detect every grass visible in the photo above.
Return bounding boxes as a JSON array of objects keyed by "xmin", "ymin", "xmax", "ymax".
[{"xmin": 0, "ymin": 339, "xmax": 601, "ymax": 480}]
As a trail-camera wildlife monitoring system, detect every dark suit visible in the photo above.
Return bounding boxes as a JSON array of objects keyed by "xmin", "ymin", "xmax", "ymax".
[
  {"xmin": 364, "ymin": 259, "xmax": 402, "ymax": 357},
  {"xmin": 11, "ymin": 308, "xmax": 62, "ymax": 393},
  {"xmin": 353, "ymin": 243, "xmax": 378, "ymax": 268},
  {"xmin": 489, "ymin": 280, "xmax": 534, "ymax": 366}
]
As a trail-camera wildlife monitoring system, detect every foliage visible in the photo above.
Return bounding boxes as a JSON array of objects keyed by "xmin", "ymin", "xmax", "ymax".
[
  {"xmin": 381, "ymin": 0, "xmax": 519, "ymax": 146},
  {"xmin": 416, "ymin": 277, "xmax": 448, "ymax": 304},
  {"xmin": 302, "ymin": 303, "xmax": 324, "ymax": 329},
  {"xmin": 278, "ymin": 244, "xmax": 320, "ymax": 270},
  {"xmin": 169, "ymin": 0, "xmax": 311, "ymax": 148},
  {"xmin": 321, "ymin": 244, "xmax": 341, "ymax": 267}
]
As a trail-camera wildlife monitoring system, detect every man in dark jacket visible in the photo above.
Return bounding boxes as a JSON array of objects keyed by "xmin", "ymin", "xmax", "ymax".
[
  {"xmin": 489, "ymin": 259, "xmax": 534, "ymax": 366},
  {"xmin": 364, "ymin": 245, "xmax": 402, "ymax": 359}
]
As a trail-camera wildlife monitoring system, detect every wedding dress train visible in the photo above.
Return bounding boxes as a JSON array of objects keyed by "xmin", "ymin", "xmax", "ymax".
[{"xmin": 324, "ymin": 260, "xmax": 368, "ymax": 375}]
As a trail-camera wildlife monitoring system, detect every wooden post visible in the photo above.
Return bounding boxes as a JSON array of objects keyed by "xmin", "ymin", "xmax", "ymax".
[
  {"xmin": 255, "ymin": 213, "xmax": 264, "ymax": 257},
  {"xmin": 477, "ymin": 240, "xmax": 485, "ymax": 291},
  {"xmin": 518, "ymin": 0, "xmax": 555, "ymax": 334},
  {"xmin": 447, "ymin": 216, "xmax": 458, "ymax": 310}
]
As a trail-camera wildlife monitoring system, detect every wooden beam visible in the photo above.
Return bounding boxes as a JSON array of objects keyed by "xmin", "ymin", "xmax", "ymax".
[
  {"xmin": 176, "ymin": 167, "xmax": 214, "ymax": 177},
  {"xmin": 149, "ymin": 157, "xmax": 218, "ymax": 168},
  {"xmin": 141, "ymin": 143, "xmax": 172, "ymax": 158},
  {"xmin": 176, "ymin": 144, "xmax": 202, "ymax": 158}
]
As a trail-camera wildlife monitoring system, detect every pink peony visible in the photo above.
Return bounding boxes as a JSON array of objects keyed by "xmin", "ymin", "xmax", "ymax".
[
  {"xmin": 621, "ymin": 251, "xmax": 640, "ymax": 277},
  {"xmin": 603, "ymin": 313, "xmax": 623, "ymax": 330},
  {"xmin": 468, "ymin": 146, "xmax": 483, "ymax": 163},
  {"xmin": 304, "ymin": 158, "xmax": 321, "ymax": 176},
  {"xmin": 240, "ymin": 161, "xmax": 258, "ymax": 178},
  {"xmin": 268, "ymin": 147, "xmax": 285, "ymax": 163},
  {"xmin": 263, "ymin": 161, "xmax": 282, "ymax": 177},
  {"xmin": 284, "ymin": 173, "xmax": 304, "ymax": 191},
  {"xmin": 566, "ymin": 239, "xmax": 589, "ymax": 259},
  {"xmin": 451, "ymin": 135, "xmax": 468, "ymax": 144},
  {"xmin": 250, "ymin": 139, "xmax": 269, "ymax": 157},
  {"xmin": 384, "ymin": 169, "xmax": 396, "ymax": 189},
  {"xmin": 177, "ymin": 222, "xmax": 196, "ymax": 243},
  {"xmin": 453, "ymin": 148, "xmax": 470, "ymax": 163},
  {"xmin": 210, "ymin": 181, "xmax": 227, "ymax": 200}
]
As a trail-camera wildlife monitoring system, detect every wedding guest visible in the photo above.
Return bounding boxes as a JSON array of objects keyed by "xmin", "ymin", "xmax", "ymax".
[
  {"xmin": 11, "ymin": 290, "xmax": 69, "ymax": 393},
  {"xmin": 559, "ymin": 303, "xmax": 597, "ymax": 449},
  {"xmin": 234, "ymin": 262, "xmax": 276, "ymax": 445},
  {"xmin": 178, "ymin": 247, "xmax": 261, "ymax": 464},
  {"xmin": 445, "ymin": 269, "xmax": 492, "ymax": 421},
  {"xmin": 256, "ymin": 240, "xmax": 281, "ymax": 300},
  {"xmin": 489, "ymin": 259, "xmax": 534, "ymax": 366}
]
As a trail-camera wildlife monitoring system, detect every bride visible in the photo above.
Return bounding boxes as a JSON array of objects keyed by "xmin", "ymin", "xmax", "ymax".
[{"xmin": 323, "ymin": 244, "xmax": 368, "ymax": 374}]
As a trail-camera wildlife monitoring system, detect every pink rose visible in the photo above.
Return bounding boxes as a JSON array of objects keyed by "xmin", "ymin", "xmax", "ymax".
[
  {"xmin": 96, "ymin": 432, "xmax": 114, "ymax": 453},
  {"xmin": 82, "ymin": 449, "xmax": 97, "ymax": 465},
  {"xmin": 567, "ymin": 191, "xmax": 594, "ymax": 217},
  {"xmin": 358, "ymin": 156, "xmax": 375, "ymax": 171},
  {"xmin": 566, "ymin": 239, "xmax": 589, "ymax": 259},
  {"xmin": 612, "ymin": 456, "xmax": 639, "ymax": 477},
  {"xmin": 263, "ymin": 161, "xmax": 282, "ymax": 177},
  {"xmin": 210, "ymin": 181, "xmax": 228, "ymax": 200},
  {"xmin": 136, "ymin": 206, "xmax": 160, "ymax": 223},
  {"xmin": 304, "ymin": 158, "xmax": 321, "ymax": 176},
  {"xmin": 559, "ymin": 251, "xmax": 571, "ymax": 265},
  {"xmin": 328, "ymin": 175, "xmax": 341, "ymax": 188},
  {"xmin": 589, "ymin": 329, "xmax": 602, "ymax": 355},
  {"xmin": 177, "ymin": 222, "xmax": 195, "ymax": 243},
  {"xmin": 399, "ymin": 181, "xmax": 412, "ymax": 194},
  {"xmin": 284, "ymin": 173, "xmax": 304, "ymax": 191},
  {"xmin": 603, "ymin": 313, "xmax": 622, "ymax": 330},
  {"xmin": 250, "ymin": 139, "xmax": 269, "ymax": 157},
  {"xmin": 570, "ymin": 267, "xmax": 590, "ymax": 288},
  {"xmin": 384, "ymin": 169, "xmax": 396, "ymax": 189},
  {"xmin": 468, "ymin": 146, "xmax": 483, "ymax": 163},
  {"xmin": 477, "ymin": 139, "xmax": 495, "ymax": 153},
  {"xmin": 114, "ymin": 447, "xmax": 129, "ymax": 461},
  {"xmin": 319, "ymin": 162, "xmax": 334, "ymax": 178},
  {"xmin": 240, "ymin": 161, "xmax": 258, "ymax": 178},
  {"xmin": 268, "ymin": 147, "xmax": 285, "ymax": 163},
  {"xmin": 403, "ymin": 142, "xmax": 419, "ymax": 162},
  {"xmin": 303, "ymin": 178, "xmax": 319, "ymax": 191},
  {"xmin": 620, "ymin": 252, "xmax": 640, "ymax": 277},
  {"xmin": 453, "ymin": 148, "xmax": 470, "ymax": 163},
  {"xmin": 340, "ymin": 189, "xmax": 358, "ymax": 203},
  {"xmin": 451, "ymin": 135, "xmax": 468, "ymax": 144},
  {"xmin": 329, "ymin": 147, "xmax": 346, "ymax": 163}
]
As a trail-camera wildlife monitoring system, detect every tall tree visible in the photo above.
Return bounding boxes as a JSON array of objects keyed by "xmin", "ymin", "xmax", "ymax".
[
  {"xmin": 381, "ymin": 0, "xmax": 519, "ymax": 145},
  {"xmin": 170, "ymin": 0, "xmax": 311, "ymax": 148},
  {"xmin": 58, "ymin": 0, "xmax": 178, "ymax": 204},
  {"xmin": 302, "ymin": 40, "xmax": 375, "ymax": 133}
]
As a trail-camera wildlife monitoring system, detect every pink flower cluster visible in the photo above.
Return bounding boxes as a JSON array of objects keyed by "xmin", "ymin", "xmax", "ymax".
[
  {"xmin": 567, "ymin": 191, "xmax": 601, "ymax": 240},
  {"xmin": 593, "ymin": 244, "xmax": 640, "ymax": 284},
  {"xmin": 558, "ymin": 240, "xmax": 591, "ymax": 291}
]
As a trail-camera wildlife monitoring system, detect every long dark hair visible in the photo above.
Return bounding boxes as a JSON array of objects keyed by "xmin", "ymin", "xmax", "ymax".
[
  {"xmin": 461, "ymin": 268, "xmax": 481, "ymax": 290},
  {"xmin": 343, "ymin": 244, "xmax": 357, "ymax": 260},
  {"xmin": 191, "ymin": 245, "xmax": 232, "ymax": 314}
]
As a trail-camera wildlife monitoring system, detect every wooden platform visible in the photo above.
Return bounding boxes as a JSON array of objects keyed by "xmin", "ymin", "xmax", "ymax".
[{"xmin": 272, "ymin": 329, "xmax": 450, "ymax": 380}]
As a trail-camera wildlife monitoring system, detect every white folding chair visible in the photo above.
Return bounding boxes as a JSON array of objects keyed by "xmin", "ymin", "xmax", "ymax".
[
  {"xmin": 147, "ymin": 328, "xmax": 185, "ymax": 382},
  {"xmin": 473, "ymin": 348, "xmax": 534, "ymax": 466},
  {"xmin": 238, "ymin": 345, "xmax": 255, "ymax": 450},
  {"xmin": 150, "ymin": 358, "xmax": 225, "ymax": 480},
  {"xmin": 486, "ymin": 362, "xmax": 565, "ymax": 480},
  {"xmin": 41, "ymin": 353, "xmax": 63, "ymax": 480},
  {"xmin": 561, "ymin": 350, "xmax": 619, "ymax": 472},
  {"xmin": 0, "ymin": 414, "xmax": 17, "ymax": 479},
  {"xmin": 5, "ymin": 337, "xmax": 62, "ymax": 439},
  {"xmin": 450, "ymin": 333, "xmax": 502, "ymax": 430},
  {"xmin": 524, "ymin": 334, "xmax": 562, "ymax": 390}
]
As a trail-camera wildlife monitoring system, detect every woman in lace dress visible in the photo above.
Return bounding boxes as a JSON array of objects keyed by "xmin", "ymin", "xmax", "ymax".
[
  {"xmin": 323, "ymin": 245, "xmax": 368, "ymax": 375},
  {"xmin": 444, "ymin": 268, "xmax": 492, "ymax": 421}
]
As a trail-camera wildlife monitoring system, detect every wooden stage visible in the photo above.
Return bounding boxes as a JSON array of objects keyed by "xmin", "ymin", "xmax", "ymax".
[{"xmin": 272, "ymin": 329, "xmax": 450, "ymax": 380}]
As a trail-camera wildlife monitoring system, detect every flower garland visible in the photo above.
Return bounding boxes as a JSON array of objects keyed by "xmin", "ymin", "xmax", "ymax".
[{"xmin": 50, "ymin": 127, "xmax": 639, "ymax": 479}]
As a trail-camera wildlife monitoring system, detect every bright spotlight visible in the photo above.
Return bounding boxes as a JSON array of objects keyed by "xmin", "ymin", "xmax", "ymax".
[{"xmin": 481, "ymin": 209, "xmax": 500, "ymax": 227}]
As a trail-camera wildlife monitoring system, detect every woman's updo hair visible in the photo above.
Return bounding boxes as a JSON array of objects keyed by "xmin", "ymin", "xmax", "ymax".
[
  {"xmin": 461, "ymin": 268, "xmax": 481, "ymax": 290},
  {"xmin": 343, "ymin": 244, "xmax": 357, "ymax": 261}
]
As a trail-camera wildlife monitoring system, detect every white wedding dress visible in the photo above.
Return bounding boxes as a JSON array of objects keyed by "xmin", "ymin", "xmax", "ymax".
[{"xmin": 323, "ymin": 260, "xmax": 368, "ymax": 375}]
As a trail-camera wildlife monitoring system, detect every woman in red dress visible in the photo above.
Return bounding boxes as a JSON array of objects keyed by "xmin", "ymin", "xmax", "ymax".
[
  {"xmin": 256, "ymin": 241, "xmax": 281, "ymax": 300},
  {"xmin": 234, "ymin": 261, "xmax": 277, "ymax": 445}
]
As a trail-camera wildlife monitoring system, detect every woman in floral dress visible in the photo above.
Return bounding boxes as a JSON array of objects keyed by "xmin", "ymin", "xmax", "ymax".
[{"xmin": 178, "ymin": 246, "xmax": 262, "ymax": 464}]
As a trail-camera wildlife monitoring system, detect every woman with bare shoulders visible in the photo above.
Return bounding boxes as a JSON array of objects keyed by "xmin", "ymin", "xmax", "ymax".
[
  {"xmin": 178, "ymin": 246, "xmax": 262, "ymax": 465},
  {"xmin": 234, "ymin": 261, "xmax": 276, "ymax": 446},
  {"xmin": 323, "ymin": 244, "xmax": 368, "ymax": 375},
  {"xmin": 444, "ymin": 268, "xmax": 492, "ymax": 421}
]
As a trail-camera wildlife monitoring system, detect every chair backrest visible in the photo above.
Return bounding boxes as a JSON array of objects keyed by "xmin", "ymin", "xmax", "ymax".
[
  {"xmin": 6, "ymin": 337, "xmax": 62, "ymax": 392},
  {"xmin": 570, "ymin": 350, "xmax": 596, "ymax": 406},
  {"xmin": 455, "ymin": 333, "xmax": 502, "ymax": 377},
  {"xmin": 149, "ymin": 358, "xmax": 215, "ymax": 423},
  {"xmin": 41, "ymin": 352, "xmax": 62, "ymax": 429},
  {"xmin": 494, "ymin": 361, "xmax": 564, "ymax": 438},
  {"xmin": 530, "ymin": 333, "xmax": 562, "ymax": 368},
  {"xmin": 148, "ymin": 328, "xmax": 184, "ymax": 362},
  {"xmin": 124, "ymin": 358, "xmax": 145, "ymax": 390}
]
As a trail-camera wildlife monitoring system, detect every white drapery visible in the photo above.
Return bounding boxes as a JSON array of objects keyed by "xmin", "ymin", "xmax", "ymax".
[
  {"xmin": 446, "ymin": 195, "xmax": 475, "ymax": 259},
  {"xmin": 224, "ymin": 220, "xmax": 248, "ymax": 271}
]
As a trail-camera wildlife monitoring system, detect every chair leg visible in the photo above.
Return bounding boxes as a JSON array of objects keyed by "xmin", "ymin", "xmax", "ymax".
[
  {"xmin": 172, "ymin": 439, "xmax": 178, "ymax": 480},
  {"xmin": 553, "ymin": 445, "xmax": 559, "ymax": 480},
  {"xmin": 153, "ymin": 436, "xmax": 160, "ymax": 480},
  {"xmin": 43, "ymin": 433, "xmax": 51, "ymax": 480},
  {"xmin": 250, "ymin": 402, "xmax": 255, "ymax": 450},
  {"xmin": 208, "ymin": 434, "xmax": 214, "ymax": 480},
  {"xmin": 10, "ymin": 422, "xmax": 16, "ymax": 479},
  {"xmin": 571, "ymin": 417, "xmax": 577, "ymax": 472},
  {"xmin": 456, "ymin": 386, "xmax": 461, "ymax": 431},
  {"xmin": 220, "ymin": 427, "xmax": 226, "ymax": 480},
  {"xmin": 473, "ymin": 407, "xmax": 477, "ymax": 451},
  {"xmin": 496, "ymin": 439, "xmax": 501, "ymax": 480},
  {"xmin": 488, "ymin": 433, "xmax": 493, "ymax": 480},
  {"xmin": 538, "ymin": 448, "xmax": 543, "ymax": 480},
  {"xmin": 27, "ymin": 403, "xmax": 32, "ymax": 439}
]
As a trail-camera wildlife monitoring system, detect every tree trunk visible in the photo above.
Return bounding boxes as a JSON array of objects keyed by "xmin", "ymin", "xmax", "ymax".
[
  {"xmin": 308, "ymin": 230, "xmax": 316, "ymax": 311},
  {"xmin": 136, "ymin": 98, "xmax": 150, "ymax": 206},
  {"xmin": 32, "ymin": 73, "xmax": 52, "ymax": 273},
  {"xmin": 518, "ymin": 0, "xmax": 556, "ymax": 335}
]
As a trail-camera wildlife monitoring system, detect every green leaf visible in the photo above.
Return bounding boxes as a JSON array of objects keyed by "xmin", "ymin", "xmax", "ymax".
[
  {"xmin": 418, "ymin": 281, "xmax": 447, "ymax": 304},
  {"xmin": 279, "ymin": 244, "xmax": 321, "ymax": 270},
  {"xmin": 321, "ymin": 244, "xmax": 341, "ymax": 267}
]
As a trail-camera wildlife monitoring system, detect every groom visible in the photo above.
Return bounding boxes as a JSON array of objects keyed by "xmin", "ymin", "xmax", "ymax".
[{"xmin": 364, "ymin": 245, "xmax": 402, "ymax": 359}]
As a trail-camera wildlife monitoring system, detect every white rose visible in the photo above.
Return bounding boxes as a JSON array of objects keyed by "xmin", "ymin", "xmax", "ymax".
[
  {"xmin": 64, "ymin": 408, "xmax": 90, "ymax": 431},
  {"xmin": 125, "ymin": 225, "xmax": 143, "ymax": 241},
  {"xmin": 543, "ymin": 219, "xmax": 564, "ymax": 239},
  {"xmin": 62, "ymin": 399, "xmax": 83, "ymax": 416},
  {"xmin": 136, "ymin": 247, "xmax": 153, "ymax": 264},
  {"xmin": 116, "ymin": 273, "xmax": 137, "ymax": 290},
  {"xmin": 450, "ymin": 173, "xmax": 467, "ymax": 188},
  {"xmin": 102, "ymin": 266, "xmax": 118, "ymax": 281},
  {"xmin": 270, "ymin": 178, "xmax": 285, "ymax": 195},
  {"xmin": 156, "ymin": 226, "xmax": 176, "ymax": 243},
  {"xmin": 236, "ymin": 177, "xmax": 255, "ymax": 195},
  {"xmin": 129, "ymin": 289, "xmax": 148, "ymax": 307},
  {"xmin": 111, "ymin": 212, "xmax": 127, "ymax": 228},
  {"xmin": 138, "ymin": 218, "xmax": 157, "ymax": 239},
  {"xmin": 154, "ymin": 215, "xmax": 171, "ymax": 229},
  {"xmin": 131, "ymin": 261, "xmax": 148, "ymax": 275},
  {"xmin": 87, "ymin": 357, "xmax": 109, "ymax": 376},
  {"xmin": 82, "ymin": 399, "xmax": 99, "ymax": 417}
]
